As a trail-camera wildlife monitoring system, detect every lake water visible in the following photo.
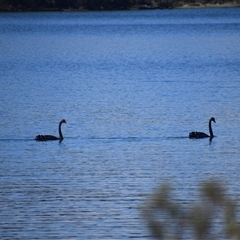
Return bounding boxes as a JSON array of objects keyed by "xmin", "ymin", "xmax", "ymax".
[{"xmin": 0, "ymin": 8, "xmax": 240, "ymax": 239}]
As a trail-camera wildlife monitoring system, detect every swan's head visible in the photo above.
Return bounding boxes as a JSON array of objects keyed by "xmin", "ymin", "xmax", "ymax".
[
  {"xmin": 61, "ymin": 119, "xmax": 67, "ymax": 124},
  {"xmin": 210, "ymin": 117, "xmax": 216, "ymax": 123}
]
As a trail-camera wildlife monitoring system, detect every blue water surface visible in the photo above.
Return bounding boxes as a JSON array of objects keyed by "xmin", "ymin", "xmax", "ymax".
[{"xmin": 0, "ymin": 8, "xmax": 240, "ymax": 239}]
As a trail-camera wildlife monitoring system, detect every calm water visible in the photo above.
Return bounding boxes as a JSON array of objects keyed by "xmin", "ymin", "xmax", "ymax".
[{"xmin": 1, "ymin": 8, "xmax": 240, "ymax": 239}]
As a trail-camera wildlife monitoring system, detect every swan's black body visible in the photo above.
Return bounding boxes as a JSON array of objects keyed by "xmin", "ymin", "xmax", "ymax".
[
  {"xmin": 35, "ymin": 119, "xmax": 66, "ymax": 141},
  {"xmin": 189, "ymin": 117, "xmax": 216, "ymax": 139}
]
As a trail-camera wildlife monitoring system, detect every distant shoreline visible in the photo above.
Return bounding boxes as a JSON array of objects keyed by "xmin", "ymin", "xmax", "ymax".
[
  {"xmin": 1, "ymin": 1, "xmax": 240, "ymax": 12},
  {"xmin": 177, "ymin": 2, "xmax": 240, "ymax": 9}
]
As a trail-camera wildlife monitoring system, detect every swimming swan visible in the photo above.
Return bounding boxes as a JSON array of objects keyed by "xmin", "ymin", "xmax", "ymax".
[
  {"xmin": 35, "ymin": 119, "xmax": 66, "ymax": 141},
  {"xmin": 189, "ymin": 117, "xmax": 215, "ymax": 139}
]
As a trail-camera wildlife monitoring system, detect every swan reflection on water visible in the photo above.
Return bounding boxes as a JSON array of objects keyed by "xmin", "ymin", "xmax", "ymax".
[
  {"xmin": 189, "ymin": 117, "xmax": 216, "ymax": 140},
  {"xmin": 35, "ymin": 119, "xmax": 66, "ymax": 142}
]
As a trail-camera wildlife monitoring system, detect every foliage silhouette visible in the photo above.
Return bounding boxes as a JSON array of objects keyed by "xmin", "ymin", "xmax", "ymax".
[{"xmin": 142, "ymin": 180, "xmax": 240, "ymax": 239}]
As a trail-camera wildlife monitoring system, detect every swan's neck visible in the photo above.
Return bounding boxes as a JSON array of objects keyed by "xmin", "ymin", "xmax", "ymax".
[
  {"xmin": 209, "ymin": 119, "xmax": 214, "ymax": 137},
  {"xmin": 59, "ymin": 122, "xmax": 63, "ymax": 139}
]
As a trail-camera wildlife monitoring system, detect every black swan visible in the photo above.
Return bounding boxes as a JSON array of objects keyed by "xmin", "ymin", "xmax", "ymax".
[
  {"xmin": 35, "ymin": 119, "xmax": 66, "ymax": 141},
  {"xmin": 189, "ymin": 117, "xmax": 216, "ymax": 139}
]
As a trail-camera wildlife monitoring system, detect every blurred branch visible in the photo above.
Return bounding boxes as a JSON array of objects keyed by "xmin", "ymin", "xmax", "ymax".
[{"xmin": 142, "ymin": 180, "xmax": 240, "ymax": 240}]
